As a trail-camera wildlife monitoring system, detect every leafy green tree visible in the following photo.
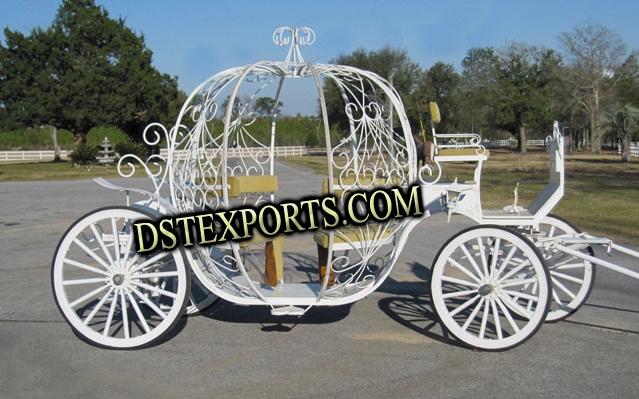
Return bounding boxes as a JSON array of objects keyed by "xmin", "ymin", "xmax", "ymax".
[
  {"xmin": 0, "ymin": 0, "xmax": 178, "ymax": 145},
  {"xmin": 492, "ymin": 43, "xmax": 561, "ymax": 153},
  {"xmin": 460, "ymin": 47, "xmax": 499, "ymax": 136},
  {"xmin": 460, "ymin": 44, "xmax": 561, "ymax": 153},
  {"xmin": 254, "ymin": 97, "xmax": 283, "ymax": 116},
  {"xmin": 413, "ymin": 61, "xmax": 462, "ymax": 136}
]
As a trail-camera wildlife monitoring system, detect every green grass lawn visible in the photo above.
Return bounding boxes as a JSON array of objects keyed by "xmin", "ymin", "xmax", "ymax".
[
  {"xmin": 2, "ymin": 151, "xmax": 638, "ymax": 246},
  {"xmin": 0, "ymin": 160, "xmax": 150, "ymax": 181}
]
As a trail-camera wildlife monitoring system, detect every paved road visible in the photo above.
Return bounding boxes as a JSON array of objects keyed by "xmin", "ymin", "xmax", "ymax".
[{"xmin": 1, "ymin": 162, "xmax": 638, "ymax": 399}]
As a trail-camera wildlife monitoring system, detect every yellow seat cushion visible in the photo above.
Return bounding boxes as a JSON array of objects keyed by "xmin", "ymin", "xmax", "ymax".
[
  {"xmin": 437, "ymin": 148, "xmax": 490, "ymax": 158},
  {"xmin": 312, "ymin": 225, "xmax": 393, "ymax": 248},
  {"xmin": 199, "ymin": 175, "xmax": 279, "ymax": 197}
]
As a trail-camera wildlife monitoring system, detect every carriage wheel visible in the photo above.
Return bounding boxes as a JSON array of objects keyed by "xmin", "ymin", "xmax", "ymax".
[
  {"xmin": 184, "ymin": 272, "xmax": 219, "ymax": 316},
  {"xmin": 525, "ymin": 215, "xmax": 595, "ymax": 322},
  {"xmin": 52, "ymin": 207, "xmax": 190, "ymax": 348},
  {"xmin": 430, "ymin": 225, "xmax": 551, "ymax": 351}
]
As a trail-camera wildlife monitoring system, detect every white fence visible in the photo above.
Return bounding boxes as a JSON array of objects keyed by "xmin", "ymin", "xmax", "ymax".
[
  {"xmin": 0, "ymin": 150, "xmax": 69, "ymax": 162},
  {"xmin": 3, "ymin": 143, "xmax": 636, "ymax": 162},
  {"xmin": 619, "ymin": 143, "xmax": 639, "ymax": 158},
  {"xmin": 483, "ymin": 139, "xmax": 546, "ymax": 148},
  {"xmin": 158, "ymin": 146, "xmax": 307, "ymax": 159},
  {"xmin": 0, "ymin": 146, "xmax": 307, "ymax": 162}
]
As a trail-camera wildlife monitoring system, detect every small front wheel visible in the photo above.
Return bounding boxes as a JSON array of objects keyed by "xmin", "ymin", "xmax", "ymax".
[
  {"xmin": 430, "ymin": 225, "xmax": 551, "ymax": 351},
  {"xmin": 52, "ymin": 207, "xmax": 190, "ymax": 349},
  {"xmin": 525, "ymin": 215, "xmax": 595, "ymax": 322}
]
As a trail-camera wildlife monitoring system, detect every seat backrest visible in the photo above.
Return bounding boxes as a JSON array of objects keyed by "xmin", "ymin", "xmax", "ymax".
[{"xmin": 527, "ymin": 122, "xmax": 565, "ymax": 216}]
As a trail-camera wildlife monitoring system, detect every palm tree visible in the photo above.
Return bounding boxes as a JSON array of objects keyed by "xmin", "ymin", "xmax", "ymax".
[{"xmin": 600, "ymin": 103, "xmax": 639, "ymax": 162}]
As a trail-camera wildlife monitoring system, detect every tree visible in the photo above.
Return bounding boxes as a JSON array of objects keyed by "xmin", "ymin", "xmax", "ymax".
[
  {"xmin": 254, "ymin": 97, "xmax": 283, "ymax": 116},
  {"xmin": 0, "ymin": 0, "xmax": 178, "ymax": 145},
  {"xmin": 600, "ymin": 103, "xmax": 639, "ymax": 162},
  {"xmin": 492, "ymin": 43, "xmax": 561, "ymax": 153},
  {"xmin": 460, "ymin": 47, "xmax": 498, "ymax": 136},
  {"xmin": 460, "ymin": 44, "xmax": 561, "ymax": 152},
  {"xmin": 559, "ymin": 21, "xmax": 631, "ymax": 154},
  {"xmin": 413, "ymin": 62, "xmax": 462, "ymax": 135},
  {"xmin": 322, "ymin": 46, "xmax": 422, "ymax": 134}
]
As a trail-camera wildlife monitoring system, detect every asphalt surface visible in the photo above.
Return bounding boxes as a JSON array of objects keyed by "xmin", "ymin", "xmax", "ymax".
[{"xmin": 1, "ymin": 161, "xmax": 638, "ymax": 399}]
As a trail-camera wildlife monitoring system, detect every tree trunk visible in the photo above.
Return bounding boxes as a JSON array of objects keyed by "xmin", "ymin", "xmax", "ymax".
[
  {"xmin": 50, "ymin": 126, "xmax": 62, "ymax": 162},
  {"xmin": 590, "ymin": 110, "xmax": 601, "ymax": 154},
  {"xmin": 519, "ymin": 125, "xmax": 527, "ymax": 154},
  {"xmin": 73, "ymin": 132, "xmax": 85, "ymax": 147},
  {"xmin": 621, "ymin": 132, "xmax": 631, "ymax": 162}
]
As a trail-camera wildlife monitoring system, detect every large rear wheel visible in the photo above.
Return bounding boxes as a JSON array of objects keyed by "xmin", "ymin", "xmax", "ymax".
[{"xmin": 430, "ymin": 225, "xmax": 551, "ymax": 351}]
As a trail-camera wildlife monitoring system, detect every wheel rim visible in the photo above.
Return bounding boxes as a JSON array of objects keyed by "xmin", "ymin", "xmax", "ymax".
[
  {"xmin": 184, "ymin": 273, "xmax": 218, "ymax": 316},
  {"xmin": 430, "ymin": 226, "xmax": 550, "ymax": 351},
  {"xmin": 527, "ymin": 215, "xmax": 595, "ymax": 322},
  {"xmin": 52, "ymin": 207, "xmax": 189, "ymax": 348}
]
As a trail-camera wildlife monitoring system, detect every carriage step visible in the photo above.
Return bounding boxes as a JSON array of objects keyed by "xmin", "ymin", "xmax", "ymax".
[{"xmin": 271, "ymin": 305, "xmax": 305, "ymax": 316}]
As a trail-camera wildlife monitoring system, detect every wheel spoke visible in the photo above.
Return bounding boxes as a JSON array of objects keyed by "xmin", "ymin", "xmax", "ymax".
[
  {"xmin": 129, "ymin": 287, "xmax": 168, "ymax": 319},
  {"xmin": 493, "ymin": 246, "xmax": 517, "ymax": 279},
  {"xmin": 476, "ymin": 237, "xmax": 490, "ymax": 278},
  {"xmin": 111, "ymin": 218, "xmax": 123, "ymax": 269},
  {"xmin": 126, "ymin": 290, "xmax": 151, "ymax": 333},
  {"xmin": 103, "ymin": 290, "xmax": 118, "ymax": 337},
  {"xmin": 502, "ymin": 289, "xmax": 540, "ymax": 302},
  {"xmin": 441, "ymin": 289, "xmax": 478, "ymax": 299},
  {"xmin": 479, "ymin": 299, "xmax": 490, "ymax": 339},
  {"xmin": 120, "ymin": 226, "xmax": 135, "ymax": 271},
  {"xmin": 489, "ymin": 238, "xmax": 501, "ymax": 278},
  {"xmin": 448, "ymin": 258, "xmax": 482, "ymax": 284},
  {"xmin": 550, "ymin": 277, "xmax": 577, "ymax": 300},
  {"xmin": 130, "ymin": 271, "xmax": 179, "ymax": 279},
  {"xmin": 550, "ymin": 270, "xmax": 584, "ymax": 284},
  {"xmin": 130, "ymin": 281, "xmax": 178, "ymax": 299},
  {"xmin": 499, "ymin": 292, "xmax": 533, "ymax": 320},
  {"xmin": 63, "ymin": 258, "xmax": 110, "ymax": 276},
  {"xmin": 69, "ymin": 284, "xmax": 109, "ymax": 309},
  {"xmin": 497, "ymin": 258, "xmax": 532, "ymax": 283},
  {"xmin": 449, "ymin": 294, "xmax": 481, "ymax": 317},
  {"xmin": 128, "ymin": 251, "xmax": 173, "ymax": 274},
  {"xmin": 491, "ymin": 299, "xmax": 503, "ymax": 340},
  {"xmin": 72, "ymin": 237, "xmax": 111, "ymax": 271},
  {"xmin": 460, "ymin": 243, "xmax": 485, "ymax": 279},
  {"xmin": 120, "ymin": 290, "xmax": 130, "ymax": 339},
  {"xmin": 500, "ymin": 277, "xmax": 540, "ymax": 288},
  {"xmin": 495, "ymin": 296, "xmax": 520, "ymax": 333},
  {"xmin": 62, "ymin": 277, "xmax": 108, "ymax": 286},
  {"xmin": 440, "ymin": 275, "xmax": 479, "ymax": 288},
  {"xmin": 83, "ymin": 287, "xmax": 115, "ymax": 326},
  {"xmin": 461, "ymin": 297, "xmax": 485, "ymax": 331},
  {"xmin": 553, "ymin": 262, "xmax": 588, "ymax": 271},
  {"xmin": 90, "ymin": 223, "xmax": 116, "ymax": 268}
]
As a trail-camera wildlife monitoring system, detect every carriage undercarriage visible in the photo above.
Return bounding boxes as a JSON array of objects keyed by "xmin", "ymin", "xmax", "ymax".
[{"xmin": 51, "ymin": 27, "xmax": 638, "ymax": 351}]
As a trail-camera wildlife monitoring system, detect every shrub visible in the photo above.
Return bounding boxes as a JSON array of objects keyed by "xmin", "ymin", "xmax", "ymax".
[
  {"xmin": 69, "ymin": 143, "xmax": 99, "ymax": 166},
  {"xmin": 86, "ymin": 126, "xmax": 130, "ymax": 147},
  {"xmin": 115, "ymin": 139, "xmax": 148, "ymax": 159},
  {"xmin": 0, "ymin": 127, "xmax": 74, "ymax": 150}
]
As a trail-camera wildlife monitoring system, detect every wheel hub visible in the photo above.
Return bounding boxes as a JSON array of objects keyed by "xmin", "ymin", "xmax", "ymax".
[
  {"xmin": 112, "ymin": 274, "xmax": 125, "ymax": 286},
  {"xmin": 478, "ymin": 283, "xmax": 494, "ymax": 296}
]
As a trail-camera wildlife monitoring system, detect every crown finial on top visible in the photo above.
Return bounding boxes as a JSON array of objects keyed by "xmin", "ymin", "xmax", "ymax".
[{"xmin": 273, "ymin": 27, "xmax": 315, "ymax": 65}]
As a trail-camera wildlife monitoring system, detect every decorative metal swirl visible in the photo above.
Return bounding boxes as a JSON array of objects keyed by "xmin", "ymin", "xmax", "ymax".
[{"xmin": 273, "ymin": 27, "xmax": 315, "ymax": 66}]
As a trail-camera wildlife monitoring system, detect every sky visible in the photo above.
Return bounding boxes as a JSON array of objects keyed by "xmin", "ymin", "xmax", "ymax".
[{"xmin": 2, "ymin": 0, "xmax": 639, "ymax": 116}]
